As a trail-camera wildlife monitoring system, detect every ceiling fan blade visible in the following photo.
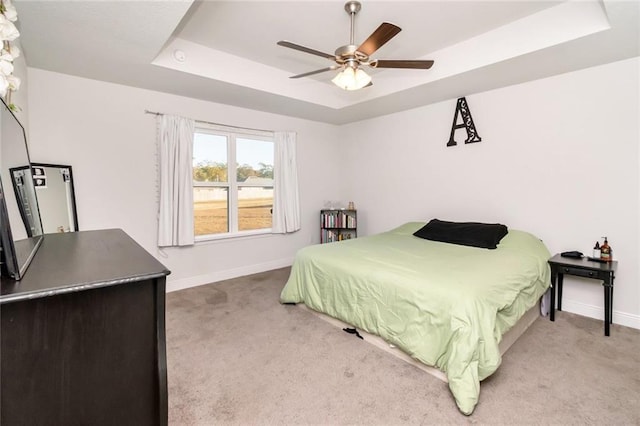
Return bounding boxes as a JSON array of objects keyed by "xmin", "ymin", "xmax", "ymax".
[
  {"xmin": 357, "ymin": 22, "xmax": 401, "ymax": 56},
  {"xmin": 277, "ymin": 41, "xmax": 335, "ymax": 60},
  {"xmin": 370, "ymin": 59, "xmax": 434, "ymax": 69},
  {"xmin": 289, "ymin": 66, "xmax": 339, "ymax": 79}
]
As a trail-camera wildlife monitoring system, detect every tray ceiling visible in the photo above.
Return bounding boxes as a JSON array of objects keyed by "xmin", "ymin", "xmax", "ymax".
[{"xmin": 15, "ymin": 0, "xmax": 639, "ymax": 124}]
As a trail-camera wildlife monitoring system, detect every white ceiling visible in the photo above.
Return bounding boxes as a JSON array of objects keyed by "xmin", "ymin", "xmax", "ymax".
[{"xmin": 14, "ymin": 0, "xmax": 640, "ymax": 125}]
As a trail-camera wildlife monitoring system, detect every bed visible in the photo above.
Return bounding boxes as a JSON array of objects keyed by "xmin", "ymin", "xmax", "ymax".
[{"xmin": 280, "ymin": 221, "xmax": 551, "ymax": 415}]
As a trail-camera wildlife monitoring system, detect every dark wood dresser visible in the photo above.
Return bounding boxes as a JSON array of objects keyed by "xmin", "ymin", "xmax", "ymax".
[{"xmin": 1, "ymin": 229, "xmax": 170, "ymax": 426}]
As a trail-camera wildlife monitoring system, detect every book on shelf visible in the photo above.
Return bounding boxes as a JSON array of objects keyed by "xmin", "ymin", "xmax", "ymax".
[{"xmin": 321, "ymin": 210, "xmax": 357, "ymax": 229}]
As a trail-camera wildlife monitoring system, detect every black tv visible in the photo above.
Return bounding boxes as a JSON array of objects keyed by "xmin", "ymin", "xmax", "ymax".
[{"xmin": 0, "ymin": 98, "xmax": 43, "ymax": 280}]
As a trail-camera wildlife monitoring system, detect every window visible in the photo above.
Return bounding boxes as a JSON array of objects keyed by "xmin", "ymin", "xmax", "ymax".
[{"xmin": 192, "ymin": 127, "xmax": 274, "ymax": 239}]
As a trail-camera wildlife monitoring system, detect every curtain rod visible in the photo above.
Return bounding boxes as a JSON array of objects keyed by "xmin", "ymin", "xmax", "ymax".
[{"xmin": 144, "ymin": 110, "xmax": 274, "ymax": 134}]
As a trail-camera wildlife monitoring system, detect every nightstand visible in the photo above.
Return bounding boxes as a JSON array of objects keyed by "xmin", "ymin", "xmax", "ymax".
[{"xmin": 548, "ymin": 254, "xmax": 618, "ymax": 336}]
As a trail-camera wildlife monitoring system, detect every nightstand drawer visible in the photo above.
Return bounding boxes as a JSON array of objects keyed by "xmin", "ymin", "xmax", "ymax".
[{"xmin": 559, "ymin": 266, "xmax": 603, "ymax": 279}]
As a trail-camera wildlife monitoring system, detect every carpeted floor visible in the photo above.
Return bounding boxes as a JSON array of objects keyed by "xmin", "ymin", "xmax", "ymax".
[{"xmin": 166, "ymin": 267, "xmax": 640, "ymax": 425}]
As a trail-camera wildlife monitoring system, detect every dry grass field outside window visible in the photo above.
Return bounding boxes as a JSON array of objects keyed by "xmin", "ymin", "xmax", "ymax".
[{"xmin": 194, "ymin": 197, "xmax": 273, "ymax": 235}]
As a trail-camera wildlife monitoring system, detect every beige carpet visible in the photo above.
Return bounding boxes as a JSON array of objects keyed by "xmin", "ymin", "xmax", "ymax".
[{"xmin": 166, "ymin": 267, "xmax": 640, "ymax": 425}]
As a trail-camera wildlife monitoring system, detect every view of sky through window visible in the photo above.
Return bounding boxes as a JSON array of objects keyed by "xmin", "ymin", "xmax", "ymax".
[{"xmin": 193, "ymin": 133, "xmax": 273, "ymax": 169}]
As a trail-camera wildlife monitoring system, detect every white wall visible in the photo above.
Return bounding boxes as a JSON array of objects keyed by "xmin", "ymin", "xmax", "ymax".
[
  {"xmin": 25, "ymin": 59, "xmax": 639, "ymax": 329},
  {"xmin": 26, "ymin": 68, "xmax": 346, "ymax": 290},
  {"xmin": 341, "ymin": 57, "xmax": 639, "ymax": 329}
]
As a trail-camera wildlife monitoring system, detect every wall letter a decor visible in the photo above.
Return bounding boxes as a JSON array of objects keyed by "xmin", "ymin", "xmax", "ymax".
[{"xmin": 447, "ymin": 97, "xmax": 481, "ymax": 147}]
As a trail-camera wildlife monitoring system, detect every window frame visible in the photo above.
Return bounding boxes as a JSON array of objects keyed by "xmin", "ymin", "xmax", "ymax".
[{"xmin": 193, "ymin": 125, "xmax": 275, "ymax": 242}]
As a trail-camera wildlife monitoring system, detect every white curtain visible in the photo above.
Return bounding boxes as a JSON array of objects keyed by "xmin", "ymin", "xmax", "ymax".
[
  {"xmin": 272, "ymin": 131, "xmax": 301, "ymax": 234},
  {"xmin": 157, "ymin": 114, "xmax": 195, "ymax": 246}
]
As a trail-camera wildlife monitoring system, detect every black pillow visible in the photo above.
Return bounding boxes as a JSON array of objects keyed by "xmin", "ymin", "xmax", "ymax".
[{"xmin": 413, "ymin": 219, "xmax": 508, "ymax": 249}]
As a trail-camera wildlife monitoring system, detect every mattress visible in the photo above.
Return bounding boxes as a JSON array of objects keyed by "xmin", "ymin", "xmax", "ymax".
[{"xmin": 280, "ymin": 222, "xmax": 551, "ymax": 415}]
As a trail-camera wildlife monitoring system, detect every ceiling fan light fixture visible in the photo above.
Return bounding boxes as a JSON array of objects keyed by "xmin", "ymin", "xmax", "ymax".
[{"xmin": 332, "ymin": 66, "xmax": 371, "ymax": 91}]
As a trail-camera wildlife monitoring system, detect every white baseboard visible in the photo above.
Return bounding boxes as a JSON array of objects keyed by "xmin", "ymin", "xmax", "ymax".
[
  {"xmin": 561, "ymin": 299, "xmax": 640, "ymax": 330},
  {"xmin": 166, "ymin": 257, "xmax": 294, "ymax": 293}
]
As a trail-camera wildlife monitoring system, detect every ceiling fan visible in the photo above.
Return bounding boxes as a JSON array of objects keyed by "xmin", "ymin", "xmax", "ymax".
[{"xmin": 277, "ymin": 1, "xmax": 434, "ymax": 91}]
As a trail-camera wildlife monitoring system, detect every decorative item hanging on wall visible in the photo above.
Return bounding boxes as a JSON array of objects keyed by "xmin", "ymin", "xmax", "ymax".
[{"xmin": 446, "ymin": 97, "xmax": 481, "ymax": 147}]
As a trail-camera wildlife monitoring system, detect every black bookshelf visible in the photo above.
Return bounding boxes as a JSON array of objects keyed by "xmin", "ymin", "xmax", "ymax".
[{"xmin": 320, "ymin": 209, "xmax": 357, "ymax": 243}]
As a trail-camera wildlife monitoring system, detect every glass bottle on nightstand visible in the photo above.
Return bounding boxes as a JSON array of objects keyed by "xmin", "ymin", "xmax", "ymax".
[{"xmin": 600, "ymin": 237, "xmax": 611, "ymax": 261}]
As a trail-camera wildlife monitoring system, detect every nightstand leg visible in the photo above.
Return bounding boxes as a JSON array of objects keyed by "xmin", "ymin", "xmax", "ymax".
[
  {"xmin": 604, "ymin": 284, "xmax": 610, "ymax": 336},
  {"xmin": 550, "ymin": 273, "xmax": 556, "ymax": 322},
  {"xmin": 610, "ymin": 281, "xmax": 614, "ymax": 325},
  {"xmin": 557, "ymin": 273, "xmax": 564, "ymax": 311}
]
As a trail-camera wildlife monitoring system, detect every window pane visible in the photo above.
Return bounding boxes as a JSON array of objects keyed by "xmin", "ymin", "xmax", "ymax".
[
  {"xmin": 238, "ymin": 187, "xmax": 273, "ymax": 231},
  {"xmin": 194, "ymin": 187, "xmax": 228, "ymax": 235},
  {"xmin": 193, "ymin": 133, "xmax": 227, "ymax": 182},
  {"xmin": 236, "ymin": 138, "xmax": 274, "ymax": 183}
]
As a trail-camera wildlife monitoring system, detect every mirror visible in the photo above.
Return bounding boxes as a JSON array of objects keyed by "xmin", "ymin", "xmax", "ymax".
[
  {"xmin": 26, "ymin": 163, "xmax": 78, "ymax": 233},
  {"xmin": 9, "ymin": 165, "xmax": 41, "ymax": 237},
  {"xmin": 0, "ymin": 99, "xmax": 44, "ymax": 280}
]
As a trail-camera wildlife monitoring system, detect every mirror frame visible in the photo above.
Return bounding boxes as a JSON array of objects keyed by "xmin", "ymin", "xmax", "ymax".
[{"xmin": 30, "ymin": 163, "xmax": 79, "ymax": 233}]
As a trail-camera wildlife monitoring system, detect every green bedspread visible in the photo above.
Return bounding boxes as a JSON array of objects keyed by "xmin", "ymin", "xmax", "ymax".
[{"xmin": 280, "ymin": 222, "xmax": 551, "ymax": 415}]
